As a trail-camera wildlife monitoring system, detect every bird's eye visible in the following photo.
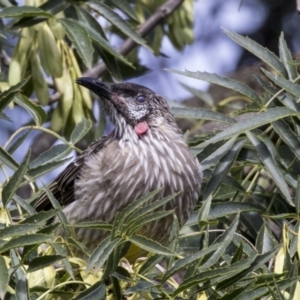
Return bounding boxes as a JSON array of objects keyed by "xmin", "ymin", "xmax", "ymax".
[{"xmin": 136, "ymin": 95, "xmax": 146, "ymax": 103}]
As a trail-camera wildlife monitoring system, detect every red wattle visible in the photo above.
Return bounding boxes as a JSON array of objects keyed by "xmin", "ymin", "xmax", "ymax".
[{"xmin": 134, "ymin": 121, "xmax": 148, "ymax": 135}]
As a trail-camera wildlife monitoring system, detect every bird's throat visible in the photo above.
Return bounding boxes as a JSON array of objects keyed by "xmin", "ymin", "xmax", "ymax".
[{"xmin": 134, "ymin": 121, "xmax": 148, "ymax": 135}]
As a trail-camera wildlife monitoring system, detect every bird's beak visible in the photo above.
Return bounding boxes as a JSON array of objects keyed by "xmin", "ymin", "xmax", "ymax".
[
  {"xmin": 76, "ymin": 77, "xmax": 111, "ymax": 99},
  {"xmin": 76, "ymin": 77, "xmax": 127, "ymax": 108}
]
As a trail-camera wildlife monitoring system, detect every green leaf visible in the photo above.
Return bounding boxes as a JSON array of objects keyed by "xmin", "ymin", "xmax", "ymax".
[
  {"xmin": 7, "ymin": 130, "xmax": 30, "ymax": 154},
  {"xmin": 73, "ymin": 281, "xmax": 106, "ymax": 300},
  {"xmin": 0, "ymin": 77, "xmax": 30, "ymax": 112},
  {"xmin": 162, "ymin": 242, "xmax": 222, "ymax": 282},
  {"xmin": 201, "ymin": 136, "xmax": 237, "ymax": 170},
  {"xmin": 113, "ymin": 188, "xmax": 162, "ymax": 236},
  {"xmin": 109, "ymin": 0, "xmax": 138, "ymax": 22},
  {"xmin": 201, "ymin": 214, "xmax": 239, "ymax": 268},
  {"xmin": 199, "ymin": 108, "xmax": 298, "ymax": 147},
  {"xmin": 14, "ymin": 93, "xmax": 47, "ymax": 126},
  {"xmin": 2, "ymin": 150, "xmax": 31, "ymax": 206},
  {"xmin": 262, "ymin": 68, "xmax": 300, "ymax": 98},
  {"xmin": 174, "ymin": 256, "xmax": 255, "ymax": 296},
  {"xmin": 27, "ymin": 255, "xmax": 65, "ymax": 272},
  {"xmin": 29, "ymin": 144, "xmax": 72, "ymax": 169},
  {"xmin": 70, "ymin": 118, "xmax": 92, "ymax": 144},
  {"xmin": 167, "ymin": 69, "xmax": 261, "ymax": 105},
  {"xmin": 22, "ymin": 209, "xmax": 59, "ymax": 224},
  {"xmin": 223, "ymin": 29, "xmax": 287, "ymax": 77},
  {"xmin": 0, "ymin": 6, "xmax": 53, "ymax": 18},
  {"xmin": 256, "ymin": 222, "xmax": 278, "ymax": 254},
  {"xmin": 12, "ymin": 194, "xmax": 36, "ymax": 216},
  {"xmin": 246, "ymin": 131, "xmax": 293, "ymax": 206},
  {"xmin": 87, "ymin": 237, "xmax": 121, "ymax": 273},
  {"xmin": 60, "ymin": 19, "xmax": 93, "ymax": 68},
  {"xmin": 217, "ymin": 246, "xmax": 280, "ymax": 290},
  {"xmin": 295, "ymin": 177, "xmax": 300, "ymax": 214},
  {"xmin": 0, "ymin": 146, "xmax": 19, "ymax": 170},
  {"xmin": 0, "ymin": 234, "xmax": 51, "ymax": 253},
  {"xmin": 272, "ymin": 119, "xmax": 300, "ymax": 162},
  {"xmin": 203, "ymin": 138, "xmax": 246, "ymax": 199},
  {"xmin": 88, "ymin": 1, "xmax": 151, "ymax": 52},
  {"xmin": 187, "ymin": 202, "xmax": 263, "ymax": 226},
  {"xmin": 0, "ymin": 224, "xmax": 41, "ymax": 239},
  {"xmin": 197, "ymin": 195, "xmax": 212, "ymax": 228},
  {"xmin": 171, "ymin": 106, "xmax": 235, "ymax": 124},
  {"xmin": 27, "ymin": 157, "xmax": 71, "ymax": 179},
  {"xmin": 279, "ymin": 32, "xmax": 298, "ymax": 80},
  {"xmin": 125, "ymin": 193, "xmax": 177, "ymax": 229},
  {"xmin": 0, "ymin": 111, "xmax": 12, "ymax": 122},
  {"xmin": 77, "ymin": 18, "xmax": 133, "ymax": 68},
  {"xmin": 129, "ymin": 235, "xmax": 174, "ymax": 256},
  {"xmin": 0, "ymin": 256, "xmax": 8, "ymax": 300},
  {"xmin": 69, "ymin": 221, "xmax": 112, "ymax": 231}
]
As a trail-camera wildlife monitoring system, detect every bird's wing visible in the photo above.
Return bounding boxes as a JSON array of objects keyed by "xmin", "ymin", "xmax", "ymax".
[{"xmin": 35, "ymin": 136, "xmax": 110, "ymax": 212}]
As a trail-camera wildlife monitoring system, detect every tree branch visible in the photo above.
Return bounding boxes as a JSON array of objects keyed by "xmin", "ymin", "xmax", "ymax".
[{"xmin": 83, "ymin": 0, "xmax": 184, "ymax": 78}]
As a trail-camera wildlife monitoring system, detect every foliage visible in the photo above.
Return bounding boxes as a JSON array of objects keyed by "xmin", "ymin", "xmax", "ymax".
[{"xmin": 0, "ymin": 1, "xmax": 300, "ymax": 299}]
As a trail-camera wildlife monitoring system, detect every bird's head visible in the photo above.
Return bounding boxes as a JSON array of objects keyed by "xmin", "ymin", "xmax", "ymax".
[{"xmin": 76, "ymin": 77, "xmax": 178, "ymax": 138}]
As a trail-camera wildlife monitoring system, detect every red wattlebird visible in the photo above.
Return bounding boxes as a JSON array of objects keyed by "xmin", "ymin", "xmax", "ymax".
[{"xmin": 36, "ymin": 78, "xmax": 202, "ymax": 261}]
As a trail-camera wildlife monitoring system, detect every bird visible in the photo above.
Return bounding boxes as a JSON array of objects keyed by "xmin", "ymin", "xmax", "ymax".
[{"xmin": 35, "ymin": 78, "xmax": 202, "ymax": 262}]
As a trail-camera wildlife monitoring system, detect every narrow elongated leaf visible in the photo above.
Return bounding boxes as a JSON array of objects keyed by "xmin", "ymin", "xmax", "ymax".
[
  {"xmin": 296, "ymin": 177, "xmax": 300, "ymax": 214},
  {"xmin": 0, "ymin": 146, "xmax": 19, "ymax": 170},
  {"xmin": 201, "ymin": 214, "xmax": 239, "ymax": 268},
  {"xmin": 87, "ymin": 236, "xmax": 120, "ymax": 273},
  {"xmin": 174, "ymin": 256, "xmax": 256, "ymax": 296},
  {"xmin": 199, "ymin": 108, "xmax": 298, "ymax": 147},
  {"xmin": 279, "ymin": 33, "xmax": 298, "ymax": 80},
  {"xmin": 114, "ymin": 188, "xmax": 162, "ymax": 234},
  {"xmin": 162, "ymin": 242, "xmax": 222, "ymax": 282},
  {"xmin": 110, "ymin": 0, "xmax": 138, "ymax": 22},
  {"xmin": 0, "ymin": 256, "xmax": 8, "ymax": 300},
  {"xmin": 73, "ymin": 281, "xmax": 106, "ymax": 300},
  {"xmin": 22, "ymin": 209, "xmax": 59, "ymax": 224},
  {"xmin": 2, "ymin": 150, "xmax": 30, "ymax": 206},
  {"xmin": 60, "ymin": 19, "xmax": 93, "ymax": 68},
  {"xmin": 29, "ymin": 144, "xmax": 72, "ymax": 169},
  {"xmin": 256, "ymin": 222, "xmax": 278, "ymax": 254},
  {"xmin": 125, "ymin": 193, "xmax": 177, "ymax": 229},
  {"xmin": 0, "ymin": 224, "xmax": 41, "ymax": 239},
  {"xmin": 172, "ymin": 106, "xmax": 235, "ymax": 124},
  {"xmin": 14, "ymin": 94, "xmax": 47, "ymax": 125},
  {"xmin": 203, "ymin": 138, "xmax": 246, "ymax": 199},
  {"xmin": 88, "ymin": 2, "xmax": 151, "ymax": 52},
  {"xmin": 247, "ymin": 131, "xmax": 293, "ymax": 205},
  {"xmin": 187, "ymin": 202, "xmax": 262, "ymax": 226},
  {"xmin": 128, "ymin": 210, "xmax": 174, "ymax": 235},
  {"xmin": 7, "ymin": 130, "xmax": 30, "ymax": 154},
  {"xmin": 27, "ymin": 255, "xmax": 65, "ymax": 272},
  {"xmin": 78, "ymin": 20, "xmax": 133, "ymax": 68},
  {"xmin": 272, "ymin": 119, "xmax": 300, "ymax": 161},
  {"xmin": 201, "ymin": 136, "xmax": 237, "ymax": 170},
  {"xmin": 0, "ymin": 234, "xmax": 51, "ymax": 253},
  {"xmin": 27, "ymin": 157, "xmax": 71, "ymax": 179},
  {"xmin": 70, "ymin": 118, "xmax": 92, "ymax": 144},
  {"xmin": 13, "ymin": 194, "xmax": 36, "ymax": 215},
  {"xmin": 217, "ymin": 246, "xmax": 280, "ymax": 290},
  {"xmin": 223, "ymin": 29, "xmax": 287, "ymax": 77},
  {"xmin": 167, "ymin": 69, "xmax": 261, "ymax": 105},
  {"xmin": 198, "ymin": 195, "xmax": 212, "ymax": 228},
  {"xmin": 262, "ymin": 68, "xmax": 300, "ymax": 98},
  {"xmin": 129, "ymin": 235, "xmax": 174, "ymax": 256},
  {"xmin": 0, "ymin": 77, "xmax": 30, "ymax": 112},
  {"xmin": 0, "ymin": 6, "xmax": 52, "ymax": 18}
]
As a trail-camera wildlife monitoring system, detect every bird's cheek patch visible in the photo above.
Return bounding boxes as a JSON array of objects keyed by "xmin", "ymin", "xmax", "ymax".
[{"xmin": 134, "ymin": 121, "xmax": 148, "ymax": 135}]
